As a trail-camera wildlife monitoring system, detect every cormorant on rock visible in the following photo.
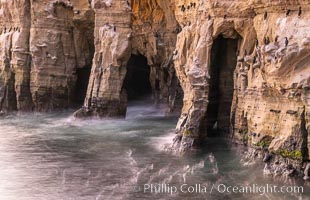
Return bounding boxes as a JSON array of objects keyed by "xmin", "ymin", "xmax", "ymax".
[
  {"xmin": 298, "ymin": 6, "xmax": 302, "ymax": 17},
  {"xmin": 175, "ymin": 26, "xmax": 182, "ymax": 33},
  {"xmin": 253, "ymin": 56, "xmax": 256, "ymax": 64},
  {"xmin": 263, "ymin": 11, "xmax": 267, "ymax": 20},
  {"xmin": 263, "ymin": 37, "xmax": 270, "ymax": 45},
  {"xmin": 285, "ymin": 37, "xmax": 289, "ymax": 47},
  {"xmin": 286, "ymin": 9, "xmax": 291, "ymax": 17},
  {"xmin": 181, "ymin": 5, "xmax": 185, "ymax": 12},
  {"xmin": 113, "ymin": 26, "xmax": 116, "ymax": 31},
  {"xmin": 263, "ymin": 153, "xmax": 272, "ymax": 163},
  {"xmin": 208, "ymin": 15, "xmax": 211, "ymax": 20},
  {"xmin": 223, "ymin": 15, "xmax": 227, "ymax": 19},
  {"xmin": 104, "ymin": 23, "xmax": 112, "ymax": 28},
  {"xmin": 154, "ymin": 32, "xmax": 159, "ymax": 38},
  {"xmin": 126, "ymin": 0, "xmax": 130, "ymax": 6},
  {"xmin": 275, "ymin": 35, "xmax": 279, "ymax": 42},
  {"xmin": 187, "ymin": 5, "xmax": 190, "ymax": 10},
  {"xmin": 244, "ymin": 49, "xmax": 247, "ymax": 56}
]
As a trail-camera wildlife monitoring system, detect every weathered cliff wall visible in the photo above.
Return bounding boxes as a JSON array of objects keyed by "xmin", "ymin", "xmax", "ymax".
[
  {"xmin": 0, "ymin": 0, "xmax": 31, "ymax": 111},
  {"xmin": 0, "ymin": 0, "xmax": 309, "ymax": 177},
  {"xmin": 73, "ymin": 0, "xmax": 182, "ymax": 117},
  {"xmin": 170, "ymin": 0, "xmax": 310, "ymax": 177},
  {"xmin": 172, "ymin": 0, "xmax": 256, "ymax": 150},
  {"xmin": 0, "ymin": 0, "xmax": 94, "ymax": 112}
]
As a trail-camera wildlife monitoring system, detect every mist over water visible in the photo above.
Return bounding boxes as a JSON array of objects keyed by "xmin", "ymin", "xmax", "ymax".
[{"xmin": 0, "ymin": 103, "xmax": 309, "ymax": 200}]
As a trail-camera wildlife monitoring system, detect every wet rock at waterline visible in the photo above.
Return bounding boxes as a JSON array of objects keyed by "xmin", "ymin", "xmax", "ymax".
[{"xmin": 0, "ymin": 0, "xmax": 310, "ymax": 178}]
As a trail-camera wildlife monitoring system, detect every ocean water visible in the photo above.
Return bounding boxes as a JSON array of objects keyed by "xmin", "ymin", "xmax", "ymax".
[{"xmin": 0, "ymin": 103, "xmax": 309, "ymax": 200}]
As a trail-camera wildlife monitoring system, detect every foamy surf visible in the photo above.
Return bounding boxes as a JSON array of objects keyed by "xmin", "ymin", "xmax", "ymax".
[{"xmin": 147, "ymin": 130, "xmax": 176, "ymax": 152}]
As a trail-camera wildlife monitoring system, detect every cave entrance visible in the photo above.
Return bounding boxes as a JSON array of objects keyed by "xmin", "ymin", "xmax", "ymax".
[
  {"xmin": 75, "ymin": 67, "xmax": 91, "ymax": 105},
  {"xmin": 124, "ymin": 54, "xmax": 152, "ymax": 102},
  {"xmin": 205, "ymin": 35, "xmax": 238, "ymax": 136}
]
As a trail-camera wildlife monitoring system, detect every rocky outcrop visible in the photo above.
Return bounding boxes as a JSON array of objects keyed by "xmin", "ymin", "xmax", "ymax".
[
  {"xmin": 73, "ymin": 0, "xmax": 181, "ymax": 117},
  {"xmin": 0, "ymin": 0, "xmax": 309, "ymax": 177},
  {"xmin": 0, "ymin": 0, "xmax": 31, "ymax": 112},
  {"xmin": 0, "ymin": 0, "xmax": 94, "ymax": 112},
  {"xmin": 170, "ymin": 0, "xmax": 310, "ymax": 177}
]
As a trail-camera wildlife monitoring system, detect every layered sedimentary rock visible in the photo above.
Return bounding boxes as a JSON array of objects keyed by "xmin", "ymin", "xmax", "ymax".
[
  {"xmin": 0, "ymin": 0, "xmax": 94, "ymax": 112},
  {"xmin": 73, "ymin": 0, "xmax": 181, "ymax": 117},
  {"xmin": 172, "ymin": 0, "xmax": 257, "ymax": 150},
  {"xmin": 0, "ymin": 0, "xmax": 31, "ymax": 111},
  {"xmin": 0, "ymin": 0, "xmax": 309, "ymax": 177},
  {"xmin": 171, "ymin": 0, "xmax": 310, "ymax": 177}
]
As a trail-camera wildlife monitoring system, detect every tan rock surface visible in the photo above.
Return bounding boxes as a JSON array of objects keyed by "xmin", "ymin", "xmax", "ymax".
[
  {"xmin": 74, "ymin": 0, "xmax": 180, "ymax": 117},
  {"xmin": 0, "ymin": 0, "xmax": 309, "ymax": 175},
  {"xmin": 0, "ymin": 0, "xmax": 94, "ymax": 112},
  {"xmin": 171, "ymin": 0, "xmax": 310, "ymax": 162}
]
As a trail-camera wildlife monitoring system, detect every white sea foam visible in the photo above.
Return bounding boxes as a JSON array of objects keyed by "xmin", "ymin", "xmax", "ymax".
[{"xmin": 148, "ymin": 130, "xmax": 176, "ymax": 152}]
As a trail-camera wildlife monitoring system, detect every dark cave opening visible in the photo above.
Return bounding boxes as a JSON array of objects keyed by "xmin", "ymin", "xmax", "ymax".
[
  {"xmin": 124, "ymin": 54, "xmax": 152, "ymax": 101},
  {"xmin": 74, "ymin": 67, "xmax": 91, "ymax": 104},
  {"xmin": 204, "ymin": 35, "xmax": 238, "ymax": 136}
]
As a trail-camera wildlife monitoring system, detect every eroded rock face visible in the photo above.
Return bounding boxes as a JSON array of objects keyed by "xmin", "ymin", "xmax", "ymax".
[
  {"xmin": 0, "ymin": 0, "xmax": 31, "ymax": 112},
  {"xmin": 0, "ymin": 0, "xmax": 94, "ymax": 112},
  {"xmin": 74, "ymin": 0, "xmax": 182, "ymax": 117},
  {"xmin": 171, "ymin": 0, "xmax": 310, "ymax": 176},
  {"xmin": 172, "ymin": 0, "xmax": 257, "ymax": 150},
  {"xmin": 0, "ymin": 0, "xmax": 309, "ymax": 176}
]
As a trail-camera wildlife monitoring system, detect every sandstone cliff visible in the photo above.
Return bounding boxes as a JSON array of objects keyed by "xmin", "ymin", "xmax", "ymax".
[
  {"xmin": 0, "ymin": 0, "xmax": 309, "ymax": 177},
  {"xmin": 0, "ymin": 0, "xmax": 95, "ymax": 112},
  {"xmin": 171, "ymin": 0, "xmax": 310, "ymax": 177}
]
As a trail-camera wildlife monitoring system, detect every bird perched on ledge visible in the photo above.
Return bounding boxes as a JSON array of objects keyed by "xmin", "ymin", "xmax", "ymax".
[
  {"xmin": 154, "ymin": 32, "xmax": 159, "ymax": 38},
  {"xmin": 275, "ymin": 36, "xmax": 279, "ymax": 43},
  {"xmin": 255, "ymin": 38, "xmax": 259, "ymax": 47},
  {"xmin": 298, "ymin": 6, "xmax": 302, "ymax": 17},
  {"xmin": 286, "ymin": 9, "xmax": 291, "ymax": 17},
  {"xmin": 263, "ymin": 37, "xmax": 270, "ymax": 45},
  {"xmin": 181, "ymin": 5, "xmax": 185, "ymax": 12},
  {"xmin": 263, "ymin": 11, "xmax": 267, "ymax": 20},
  {"xmin": 243, "ymin": 49, "xmax": 247, "ymax": 56}
]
